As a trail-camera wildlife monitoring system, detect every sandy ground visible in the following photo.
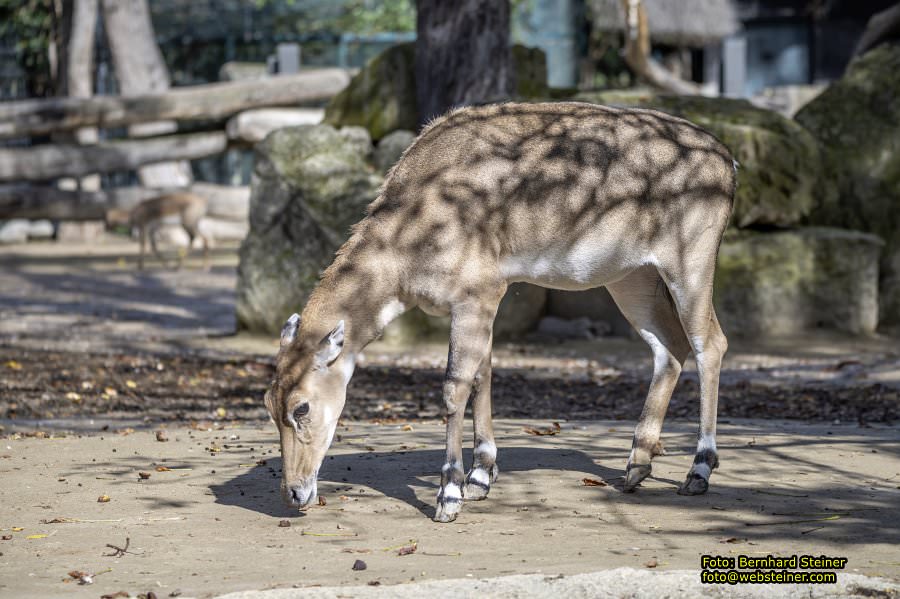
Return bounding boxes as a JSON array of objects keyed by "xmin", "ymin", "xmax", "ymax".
[
  {"xmin": 1, "ymin": 238, "xmax": 899, "ymax": 598},
  {"xmin": 1, "ymin": 420, "xmax": 898, "ymax": 598}
]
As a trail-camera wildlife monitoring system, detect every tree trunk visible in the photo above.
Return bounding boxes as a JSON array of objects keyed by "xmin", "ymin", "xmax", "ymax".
[
  {"xmin": 620, "ymin": 0, "xmax": 701, "ymax": 95},
  {"xmin": 415, "ymin": 0, "xmax": 514, "ymax": 125},
  {"xmin": 854, "ymin": 2, "xmax": 900, "ymax": 58},
  {"xmin": 56, "ymin": 0, "xmax": 101, "ymax": 192},
  {"xmin": 0, "ymin": 132, "xmax": 227, "ymax": 182},
  {"xmin": 0, "ymin": 70, "xmax": 351, "ymax": 140},
  {"xmin": 101, "ymin": 0, "xmax": 191, "ymax": 187}
]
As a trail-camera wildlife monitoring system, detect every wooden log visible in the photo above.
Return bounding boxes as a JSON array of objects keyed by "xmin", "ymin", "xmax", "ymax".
[
  {"xmin": 226, "ymin": 108, "xmax": 324, "ymax": 143},
  {"xmin": 190, "ymin": 183, "xmax": 249, "ymax": 220},
  {"xmin": 0, "ymin": 183, "xmax": 249, "ymax": 220},
  {"xmin": 0, "ymin": 132, "xmax": 227, "ymax": 182},
  {"xmin": 0, "ymin": 70, "xmax": 352, "ymax": 140}
]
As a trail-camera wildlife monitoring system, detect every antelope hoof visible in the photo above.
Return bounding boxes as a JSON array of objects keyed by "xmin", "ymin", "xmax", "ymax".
[
  {"xmin": 677, "ymin": 472, "xmax": 710, "ymax": 495},
  {"xmin": 433, "ymin": 482, "xmax": 463, "ymax": 523},
  {"xmin": 623, "ymin": 463, "xmax": 652, "ymax": 492},
  {"xmin": 464, "ymin": 464, "xmax": 498, "ymax": 501}
]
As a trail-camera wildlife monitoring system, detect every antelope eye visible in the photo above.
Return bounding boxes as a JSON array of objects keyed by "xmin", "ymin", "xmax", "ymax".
[{"xmin": 292, "ymin": 403, "xmax": 310, "ymax": 422}]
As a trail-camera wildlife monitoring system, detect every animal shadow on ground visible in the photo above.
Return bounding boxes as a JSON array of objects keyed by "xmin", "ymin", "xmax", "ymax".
[{"xmin": 210, "ymin": 447, "xmax": 623, "ymax": 519}]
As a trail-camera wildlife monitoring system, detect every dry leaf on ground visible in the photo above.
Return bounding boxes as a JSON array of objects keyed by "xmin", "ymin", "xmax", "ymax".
[{"xmin": 581, "ymin": 478, "xmax": 607, "ymax": 487}]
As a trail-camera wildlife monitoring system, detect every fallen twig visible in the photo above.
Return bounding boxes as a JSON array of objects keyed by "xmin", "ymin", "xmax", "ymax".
[
  {"xmin": 103, "ymin": 537, "xmax": 140, "ymax": 557},
  {"xmin": 745, "ymin": 514, "xmax": 844, "ymax": 527}
]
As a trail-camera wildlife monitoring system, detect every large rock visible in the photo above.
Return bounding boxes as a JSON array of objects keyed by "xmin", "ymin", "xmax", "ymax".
[
  {"xmin": 324, "ymin": 43, "xmax": 418, "ymax": 141},
  {"xmin": 795, "ymin": 44, "xmax": 900, "ymax": 326},
  {"xmin": 575, "ymin": 90, "xmax": 829, "ymax": 229},
  {"xmin": 373, "ymin": 129, "xmax": 416, "ymax": 175},
  {"xmin": 236, "ymin": 125, "xmax": 381, "ymax": 334},
  {"xmin": 325, "ymin": 43, "xmax": 549, "ymax": 141},
  {"xmin": 494, "ymin": 283, "xmax": 548, "ymax": 339},
  {"xmin": 512, "ymin": 44, "xmax": 549, "ymax": 99},
  {"xmin": 237, "ymin": 124, "xmax": 547, "ymax": 340},
  {"xmin": 546, "ymin": 288, "xmax": 634, "ymax": 337},
  {"xmin": 714, "ymin": 227, "xmax": 883, "ymax": 336}
]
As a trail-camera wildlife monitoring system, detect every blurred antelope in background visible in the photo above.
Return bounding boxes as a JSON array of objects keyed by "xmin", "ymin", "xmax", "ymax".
[
  {"xmin": 265, "ymin": 102, "xmax": 736, "ymax": 522},
  {"xmin": 107, "ymin": 192, "xmax": 210, "ymax": 270}
]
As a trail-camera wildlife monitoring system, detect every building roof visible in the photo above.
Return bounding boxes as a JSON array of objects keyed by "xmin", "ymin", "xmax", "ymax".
[{"xmin": 589, "ymin": 0, "xmax": 741, "ymax": 47}]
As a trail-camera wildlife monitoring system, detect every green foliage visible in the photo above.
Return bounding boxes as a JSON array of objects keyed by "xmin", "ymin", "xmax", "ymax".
[
  {"xmin": 251, "ymin": 0, "xmax": 415, "ymax": 35},
  {"xmin": 332, "ymin": 0, "xmax": 415, "ymax": 34},
  {"xmin": 0, "ymin": 0, "xmax": 56, "ymax": 97}
]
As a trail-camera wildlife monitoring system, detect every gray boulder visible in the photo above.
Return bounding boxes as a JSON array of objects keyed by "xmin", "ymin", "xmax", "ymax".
[
  {"xmin": 324, "ymin": 43, "xmax": 418, "ymax": 141},
  {"xmin": 339, "ymin": 126, "xmax": 374, "ymax": 161},
  {"xmin": 236, "ymin": 124, "xmax": 547, "ymax": 340},
  {"xmin": 795, "ymin": 43, "xmax": 900, "ymax": 326},
  {"xmin": 494, "ymin": 283, "xmax": 548, "ymax": 339},
  {"xmin": 546, "ymin": 287, "xmax": 634, "ymax": 337},
  {"xmin": 373, "ymin": 129, "xmax": 416, "ymax": 175},
  {"xmin": 575, "ymin": 90, "xmax": 829, "ymax": 229},
  {"xmin": 236, "ymin": 124, "xmax": 382, "ymax": 334},
  {"xmin": 535, "ymin": 316, "xmax": 611, "ymax": 340},
  {"xmin": 714, "ymin": 227, "xmax": 883, "ymax": 336}
]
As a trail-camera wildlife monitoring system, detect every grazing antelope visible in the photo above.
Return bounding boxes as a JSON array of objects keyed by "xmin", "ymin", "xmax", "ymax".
[
  {"xmin": 106, "ymin": 192, "xmax": 211, "ymax": 270},
  {"xmin": 265, "ymin": 102, "xmax": 735, "ymax": 522}
]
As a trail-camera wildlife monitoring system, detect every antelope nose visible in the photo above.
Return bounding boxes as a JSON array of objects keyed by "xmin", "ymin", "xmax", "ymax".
[{"xmin": 285, "ymin": 484, "xmax": 314, "ymax": 507}]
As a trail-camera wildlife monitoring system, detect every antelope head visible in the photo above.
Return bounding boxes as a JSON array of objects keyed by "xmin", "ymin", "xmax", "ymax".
[{"xmin": 264, "ymin": 313, "xmax": 353, "ymax": 508}]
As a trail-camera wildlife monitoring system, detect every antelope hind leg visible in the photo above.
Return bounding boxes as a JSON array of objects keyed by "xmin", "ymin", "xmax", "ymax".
[
  {"xmin": 607, "ymin": 268, "xmax": 690, "ymax": 492},
  {"xmin": 658, "ymin": 264, "xmax": 727, "ymax": 496}
]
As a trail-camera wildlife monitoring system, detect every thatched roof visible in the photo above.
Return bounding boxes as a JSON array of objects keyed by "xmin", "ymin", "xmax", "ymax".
[{"xmin": 589, "ymin": 0, "xmax": 740, "ymax": 47}]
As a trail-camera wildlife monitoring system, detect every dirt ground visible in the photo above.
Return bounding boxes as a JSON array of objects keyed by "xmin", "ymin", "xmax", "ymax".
[
  {"xmin": 1, "ymin": 420, "xmax": 898, "ymax": 598},
  {"xmin": 1, "ymin": 238, "xmax": 899, "ymax": 598}
]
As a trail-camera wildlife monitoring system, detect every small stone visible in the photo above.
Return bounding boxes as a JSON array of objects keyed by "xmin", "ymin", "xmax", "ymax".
[
  {"xmin": 278, "ymin": 520, "xmax": 291, "ymax": 528},
  {"xmin": 352, "ymin": 559, "xmax": 367, "ymax": 571}
]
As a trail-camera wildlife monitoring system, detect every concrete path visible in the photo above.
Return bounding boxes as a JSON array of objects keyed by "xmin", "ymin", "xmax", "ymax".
[
  {"xmin": 217, "ymin": 568, "xmax": 900, "ymax": 599},
  {"xmin": 1, "ymin": 420, "xmax": 898, "ymax": 598}
]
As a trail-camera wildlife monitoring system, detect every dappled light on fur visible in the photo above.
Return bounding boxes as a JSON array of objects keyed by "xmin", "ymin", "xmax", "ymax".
[{"xmin": 265, "ymin": 101, "xmax": 736, "ymax": 521}]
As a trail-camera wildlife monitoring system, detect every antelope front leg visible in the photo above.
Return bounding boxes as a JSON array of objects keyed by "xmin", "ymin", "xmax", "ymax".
[
  {"xmin": 464, "ymin": 346, "xmax": 498, "ymax": 500},
  {"xmin": 435, "ymin": 296, "xmax": 501, "ymax": 523}
]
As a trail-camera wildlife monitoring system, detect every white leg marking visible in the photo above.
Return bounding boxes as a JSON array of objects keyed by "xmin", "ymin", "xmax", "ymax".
[
  {"xmin": 469, "ymin": 468, "xmax": 491, "ymax": 486},
  {"xmin": 440, "ymin": 482, "xmax": 462, "ymax": 501},
  {"xmin": 475, "ymin": 441, "xmax": 497, "ymax": 462},
  {"xmin": 697, "ymin": 434, "xmax": 717, "ymax": 454}
]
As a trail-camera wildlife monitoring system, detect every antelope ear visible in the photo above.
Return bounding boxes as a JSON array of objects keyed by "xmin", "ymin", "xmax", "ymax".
[
  {"xmin": 315, "ymin": 320, "xmax": 344, "ymax": 367},
  {"xmin": 280, "ymin": 313, "xmax": 301, "ymax": 347}
]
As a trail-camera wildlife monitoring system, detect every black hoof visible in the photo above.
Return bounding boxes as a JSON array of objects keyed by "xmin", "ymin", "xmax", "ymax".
[{"xmin": 677, "ymin": 473, "xmax": 709, "ymax": 495}]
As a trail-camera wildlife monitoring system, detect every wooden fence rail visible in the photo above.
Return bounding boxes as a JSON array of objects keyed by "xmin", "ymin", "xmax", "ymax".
[{"xmin": 0, "ymin": 69, "xmax": 349, "ymax": 140}]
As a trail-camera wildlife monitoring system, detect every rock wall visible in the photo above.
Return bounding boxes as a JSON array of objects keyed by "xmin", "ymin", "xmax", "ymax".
[
  {"xmin": 715, "ymin": 228, "xmax": 883, "ymax": 336},
  {"xmin": 236, "ymin": 124, "xmax": 547, "ymax": 339},
  {"xmin": 236, "ymin": 125, "xmax": 381, "ymax": 334},
  {"xmin": 240, "ymin": 43, "xmax": 893, "ymax": 340},
  {"xmin": 795, "ymin": 43, "xmax": 900, "ymax": 326},
  {"xmin": 575, "ymin": 90, "xmax": 830, "ymax": 229}
]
